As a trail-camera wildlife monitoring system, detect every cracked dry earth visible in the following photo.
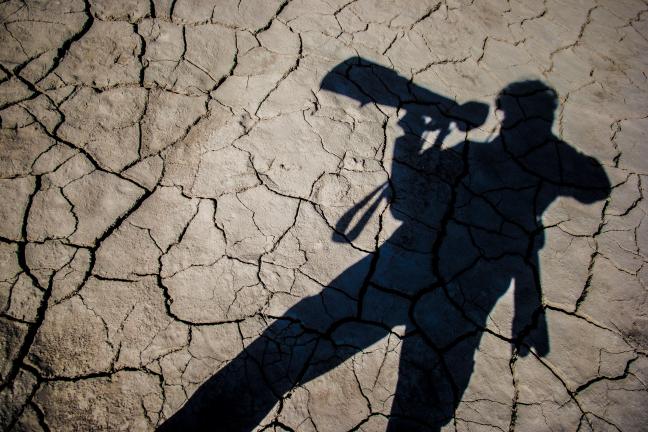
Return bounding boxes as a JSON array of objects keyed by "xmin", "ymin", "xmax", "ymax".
[{"xmin": 1, "ymin": 0, "xmax": 648, "ymax": 431}]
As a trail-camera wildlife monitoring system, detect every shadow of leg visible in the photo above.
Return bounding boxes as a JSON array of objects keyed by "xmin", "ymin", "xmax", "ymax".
[
  {"xmin": 158, "ymin": 316, "xmax": 322, "ymax": 431},
  {"xmin": 386, "ymin": 333, "xmax": 456, "ymax": 432},
  {"xmin": 159, "ymin": 255, "xmax": 393, "ymax": 431}
]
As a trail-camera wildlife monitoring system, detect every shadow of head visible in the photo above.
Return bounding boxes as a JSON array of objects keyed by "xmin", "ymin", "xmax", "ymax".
[{"xmin": 495, "ymin": 79, "xmax": 558, "ymax": 127}]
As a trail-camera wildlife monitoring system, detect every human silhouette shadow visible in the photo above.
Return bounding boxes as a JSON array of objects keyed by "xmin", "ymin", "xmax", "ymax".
[{"xmin": 158, "ymin": 58, "xmax": 611, "ymax": 431}]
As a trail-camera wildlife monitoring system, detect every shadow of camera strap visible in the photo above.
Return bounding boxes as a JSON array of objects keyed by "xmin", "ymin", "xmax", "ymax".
[{"xmin": 335, "ymin": 182, "xmax": 390, "ymax": 241}]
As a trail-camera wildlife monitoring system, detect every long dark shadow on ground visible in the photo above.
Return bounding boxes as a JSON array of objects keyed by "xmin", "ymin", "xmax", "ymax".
[{"xmin": 158, "ymin": 57, "xmax": 611, "ymax": 431}]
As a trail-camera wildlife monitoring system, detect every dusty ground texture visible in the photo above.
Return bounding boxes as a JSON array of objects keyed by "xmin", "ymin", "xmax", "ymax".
[{"xmin": 1, "ymin": 0, "xmax": 648, "ymax": 431}]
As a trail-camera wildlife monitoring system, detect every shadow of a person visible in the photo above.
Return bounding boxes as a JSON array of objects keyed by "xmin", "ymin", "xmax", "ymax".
[{"xmin": 158, "ymin": 58, "xmax": 611, "ymax": 431}]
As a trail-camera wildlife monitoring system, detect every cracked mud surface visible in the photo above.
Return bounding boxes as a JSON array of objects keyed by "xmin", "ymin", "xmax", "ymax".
[{"xmin": 1, "ymin": 0, "xmax": 648, "ymax": 431}]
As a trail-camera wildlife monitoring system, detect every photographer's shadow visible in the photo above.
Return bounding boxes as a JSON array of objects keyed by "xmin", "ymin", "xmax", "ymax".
[{"xmin": 159, "ymin": 58, "xmax": 611, "ymax": 431}]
